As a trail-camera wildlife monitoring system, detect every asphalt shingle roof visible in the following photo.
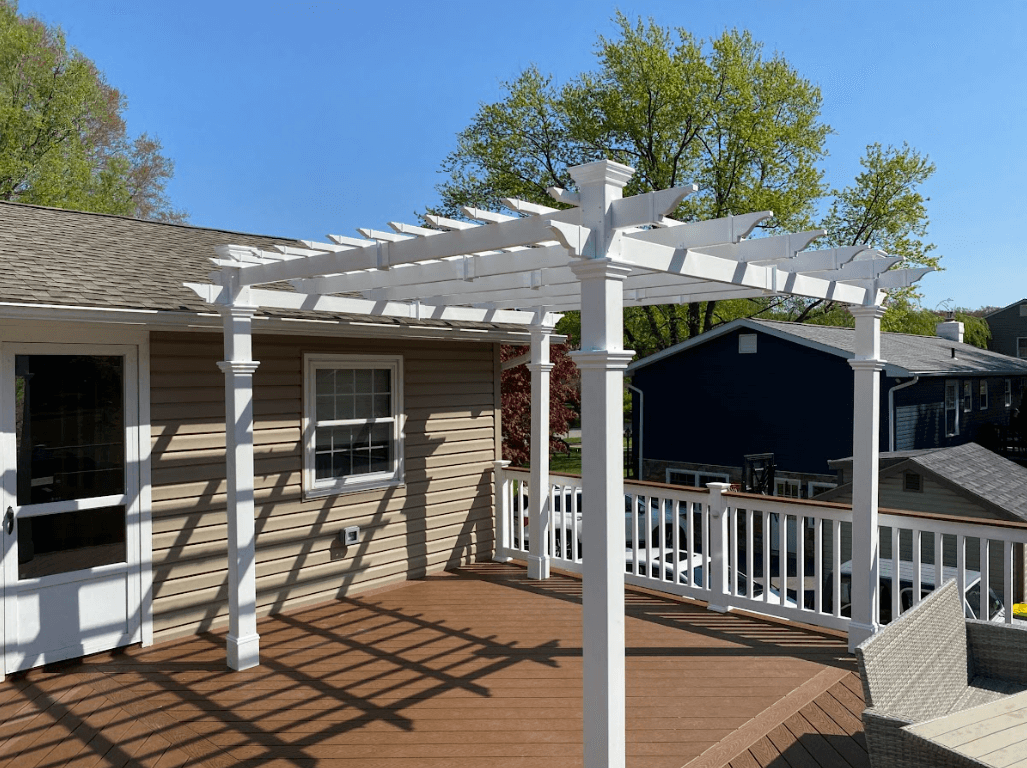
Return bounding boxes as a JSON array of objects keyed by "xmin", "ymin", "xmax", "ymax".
[
  {"xmin": 750, "ymin": 319, "xmax": 1027, "ymax": 376},
  {"xmin": 830, "ymin": 442, "xmax": 1027, "ymax": 522},
  {"xmin": 0, "ymin": 201, "xmax": 518, "ymax": 333}
]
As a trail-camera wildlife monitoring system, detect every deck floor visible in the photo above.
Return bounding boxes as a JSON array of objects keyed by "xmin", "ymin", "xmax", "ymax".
[{"xmin": 0, "ymin": 563, "xmax": 868, "ymax": 768}]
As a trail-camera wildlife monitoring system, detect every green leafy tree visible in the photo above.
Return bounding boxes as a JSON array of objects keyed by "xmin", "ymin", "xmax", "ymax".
[
  {"xmin": 435, "ymin": 14, "xmax": 830, "ymax": 346},
  {"xmin": 0, "ymin": 1, "xmax": 184, "ymax": 221},
  {"xmin": 435, "ymin": 15, "xmax": 940, "ymax": 356}
]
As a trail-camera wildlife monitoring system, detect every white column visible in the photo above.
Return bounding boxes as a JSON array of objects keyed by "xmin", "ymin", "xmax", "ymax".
[
  {"xmin": 217, "ymin": 305, "xmax": 261, "ymax": 670},
  {"xmin": 706, "ymin": 482, "xmax": 732, "ymax": 613},
  {"xmin": 848, "ymin": 304, "xmax": 886, "ymax": 652},
  {"xmin": 528, "ymin": 324, "xmax": 555, "ymax": 579},
  {"xmin": 568, "ymin": 158, "xmax": 635, "ymax": 768}
]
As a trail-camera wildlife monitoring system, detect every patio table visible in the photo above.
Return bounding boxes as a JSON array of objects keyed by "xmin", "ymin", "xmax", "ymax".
[{"xmin": 903, "ymin": 688, "xmax": 1027, "ymax": 767}]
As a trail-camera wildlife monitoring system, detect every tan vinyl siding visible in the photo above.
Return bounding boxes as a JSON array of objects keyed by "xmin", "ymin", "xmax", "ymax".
[{"xmin": 149, "ymin": 331, "xmax": 499, "ymax": 642}]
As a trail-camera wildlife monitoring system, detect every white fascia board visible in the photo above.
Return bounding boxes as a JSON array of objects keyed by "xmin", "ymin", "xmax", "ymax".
[
  {"xmin": 624, "ymin": 319, "xmax": 755, "ymax": 374},
  {"xmin": 187, "ymin": 283, "xmax": 552, "ymax": 327},
  {"xmin": 236, "ymin": 207, "xmax": 582, "ymax": 287},
  {"xmin": 0, "ymin": 301, "xmax": 537, "ymax": 343}
]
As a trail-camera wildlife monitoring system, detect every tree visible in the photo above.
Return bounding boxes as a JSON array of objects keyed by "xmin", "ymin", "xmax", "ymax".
[
  {"xmin": 0, "ymin": 1, "xmax": 184, "ymax": 221},
  {"xmin": 435, "ymin": 14, "xmax": 830, "ymax": 347},
  {"xmin": 434, "ymin": 15, "xmax": 939, "ymax": 355},
  {"xmin": 500, "ymin": 344, "xmax": 580, "ymax": 466}
]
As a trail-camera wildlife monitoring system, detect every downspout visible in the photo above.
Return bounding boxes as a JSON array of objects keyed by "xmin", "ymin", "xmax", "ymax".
[
  {"xmin": 627, "ymin": 383, "xmax": 643, "ymax": 480},
  {"xmin": 888, "ymin": 376, "xmax": 919, "ymax": 452}
]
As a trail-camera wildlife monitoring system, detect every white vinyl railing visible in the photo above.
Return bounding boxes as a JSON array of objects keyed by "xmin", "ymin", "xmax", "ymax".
[{"xmin": 493, "ymin": 465, "xmax": 1027, "ymax": 634}]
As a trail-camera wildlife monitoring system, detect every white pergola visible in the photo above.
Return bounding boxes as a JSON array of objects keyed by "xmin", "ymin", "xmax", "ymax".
[{"xmin": 190, "ymin": 159, "xmax": 930, "ymax": 768}]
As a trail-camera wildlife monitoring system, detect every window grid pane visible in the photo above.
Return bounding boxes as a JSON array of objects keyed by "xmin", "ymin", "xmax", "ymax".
[{"xmin": 311, "ymin": 362, "xmax": 397, "ymax": 486}]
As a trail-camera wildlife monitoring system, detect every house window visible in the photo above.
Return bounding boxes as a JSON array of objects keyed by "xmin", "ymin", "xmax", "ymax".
[
  {"xmin": 665, "ymin": 468, "xmax": 730, "ymax": 487},
  {"xmin": 963, "ymin": 381, "xmax": 972, "ymax": 412},
  {"xmin": 945, "ymin": 380, "xmax": 959, "ymax": 436},
  {"xmin": 1018, "ymin": 338, "xmax": 1027, "ymax": 359},
  {"xmin": 903, "ymin": 472, "xmax": 922, "ymax": 492},
  {"xmin": 738, "ymin": 334, "xmax": 757, "ymax": 354},
  {"xmin": 304, "ymin": 354, "xmax": 403, "ymax": 497},
  {"xmin": 1006, "ymin": 379, "xmax": 1013, "ymax": 408},
  {"xmin": 980, "ymin": 380, "xmax": 989, "ymax": 410},
  {"xmin": 774, "ymin": 478, "xmax": 800, "ymax": 498}
]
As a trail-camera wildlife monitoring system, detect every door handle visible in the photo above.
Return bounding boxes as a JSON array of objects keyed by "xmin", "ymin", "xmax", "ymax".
[{"xmin": 4, "ymin": 507, "xmax": 12, "ymax": 535}]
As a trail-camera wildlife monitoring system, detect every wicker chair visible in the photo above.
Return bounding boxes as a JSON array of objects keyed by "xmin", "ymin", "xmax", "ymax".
[{"xmin": 855, "ymin": 579, "xmax": 1027, "ymax": 768}]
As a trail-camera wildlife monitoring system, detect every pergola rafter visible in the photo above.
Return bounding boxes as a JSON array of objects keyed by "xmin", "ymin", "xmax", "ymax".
[{"xmin": 191, "ymin": 158, "xmax": 931, "ymax": 768}]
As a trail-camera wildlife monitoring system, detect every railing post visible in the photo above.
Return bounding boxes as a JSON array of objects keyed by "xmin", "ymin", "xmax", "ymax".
[
  {"xmin": 707, "ymin": 483, "xmax": 732, "ymax": 613},
  {"xmin": 493, "ymin": 460, "xmax": 512, "ymax": 562},
  {"xmin": 528, "ymin": 320, "xmax": 555, "ymax": 580},
  {"xmin": 848, "ymin": 303, "xmax": 886, "ymax": 652}
]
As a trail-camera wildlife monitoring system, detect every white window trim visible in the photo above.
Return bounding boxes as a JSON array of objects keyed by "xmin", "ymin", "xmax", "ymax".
[
  {"xmin": 665, "ymin": 468, "xmax": 730, "ymax": 488},
  {"xmin": 303, "ymin": 353, "xmax": 404, "ymax": 498},
  {"xmin": 945, "ymin": 379, "xmax": 959, "ymax": 437},
  {"xmin": 774, "ymin": 478, "xmax": 801, "ymax": 498}
]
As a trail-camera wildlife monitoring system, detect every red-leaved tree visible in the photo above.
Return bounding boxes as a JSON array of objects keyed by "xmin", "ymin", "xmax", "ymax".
[{"xmin": 501, "ymin": 343, "xmax": 580, "ymax": 466}]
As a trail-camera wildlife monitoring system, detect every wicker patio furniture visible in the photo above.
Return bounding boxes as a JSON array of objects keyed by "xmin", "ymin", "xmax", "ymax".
[{"xmin": 855, "ymin": 579, "xmax": 1027, "ymax": 768}]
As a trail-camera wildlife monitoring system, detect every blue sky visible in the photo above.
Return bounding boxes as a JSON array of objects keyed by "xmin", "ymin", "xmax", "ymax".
[{"xmin": 16, "ymin": 0, "xmax": 1026, "ymax": 312}]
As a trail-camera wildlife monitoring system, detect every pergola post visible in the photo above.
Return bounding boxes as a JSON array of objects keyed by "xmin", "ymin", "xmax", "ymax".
[
  {"xmin": 528, "ymin": 319, "xmax": 555, "ymax": 580},
  {"xmin": 569, "ymin": 159, "xmax": 636, "ymax": 768},
  {"xmin": 217, "ymin": 300, "xmax": 261, "ymax": 671},
  {"xmin": 847, "ymin": 303, "xmax": 886, "ymax": 652}
]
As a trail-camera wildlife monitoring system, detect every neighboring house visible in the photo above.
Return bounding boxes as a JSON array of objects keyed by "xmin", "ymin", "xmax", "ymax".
[
  {"xmin": 626, "ymin": 318, "xmax": 1027, "ymax": 496},
  {"xmin": 985, "ymin": 298, "xmax": 1027, "ymax": 359},
  {"xmin": 0, "ymin": 200, "xmax": 530, "ymax": 674},
  {"xmin": 818, "ymin": 442, "xmax": 1027, "ymax": 602}
]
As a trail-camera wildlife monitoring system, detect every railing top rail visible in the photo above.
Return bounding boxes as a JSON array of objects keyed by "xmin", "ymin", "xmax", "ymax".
[
  {"xmin": 723, "ymin": 489, "xmax": 851, "ymax": 510},
  {"xmin": 877, "ymin": 506, "xmax": 1027, "ymax": 531}
]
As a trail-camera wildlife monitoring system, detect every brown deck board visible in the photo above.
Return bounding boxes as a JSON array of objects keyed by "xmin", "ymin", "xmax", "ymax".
[{"xmin": 0, "ymin": 562, "xmax": 866, "ymax": 767}]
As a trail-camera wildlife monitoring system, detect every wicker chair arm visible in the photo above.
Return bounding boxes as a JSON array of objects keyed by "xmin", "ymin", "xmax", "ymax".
[
  {"xmin": 861, "ymin": 709, "xmax": 915, "ymax": 768},
  {"xmin": 966, "ymin": 619, "xmax": 1027, "ymax": 684}
]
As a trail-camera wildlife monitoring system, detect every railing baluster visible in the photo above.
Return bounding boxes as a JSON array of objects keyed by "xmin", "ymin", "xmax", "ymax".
[
  {"xmin": 814, "ymin": 517, "xmax": 823, "ymax": 615},
  {"xmin": 891, "ymin": 525, "xmax": 900, "ymax": 624},
  {"xmin": 796, "ymin": 514, "xmax": 806, "ymax": 612},
  {"xmin": 747, "ymin": 509, "xmax": 755, "ymax": 601},
  {"xmin": 763, "ymin": 511, "xmax": 772, "ymax": 605},
  {"xmin": 913, "ymin": 528, "xmax": 922, "ymax": 610},
  {"xmin": 980, "ymin": 537, "xmax": 990, "ymax": 621},
  {"xmin": 957, "ymin": 534, "xmax": 967, "ymax": 614},
  {"xmin": 832, "ymin": 520, "xmax": 842, "ymax": 619},
  {"xmin": 1005, "ymin": 540, "xmax": 1014, "ymax": 624},
  {"xmin": 935, "ymin": 533, "xmax": 944, "ymax": 598}
]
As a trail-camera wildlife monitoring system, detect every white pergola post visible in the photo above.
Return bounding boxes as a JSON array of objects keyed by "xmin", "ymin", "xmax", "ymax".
[
  {"xmin": 847, "ymin": 303, "xmax": 886, "ymax": 652},
  {"xmin": 569, "ymin": 159, "xmax": 636, "ymax": 768},
  {"xmin": 528, "ymin": 320, "xmax": 554, "ymax": 580},
  {"xmin": 217, "ymin": 300, "xmax": 261, "ymax": 671}
]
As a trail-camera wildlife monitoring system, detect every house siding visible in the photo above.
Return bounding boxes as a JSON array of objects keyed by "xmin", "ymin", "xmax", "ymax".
[
  {"xmin": 149, "ymin": 331, "xmax": 498, "ymax": 642},
  {"xmin": 630, "ymin": 328, "xmax": 889, "ymax": 478},
  {"xmin": 986, "ymin": 300, "xmax": 1027, "ymax": 359}
]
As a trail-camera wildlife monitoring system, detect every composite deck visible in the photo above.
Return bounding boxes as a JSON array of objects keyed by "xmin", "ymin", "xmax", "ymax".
[{"xmin": 0, "ymin": 563, "xmax": 869, "ymax": 768}]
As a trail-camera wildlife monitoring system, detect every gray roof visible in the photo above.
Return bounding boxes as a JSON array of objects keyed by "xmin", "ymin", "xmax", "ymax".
[
  {"xmin": 627, "ymin": 317, "xmax": 1027, "ymax": 377},
  {"xmin": 824, "ymin": 442, "xmax": 1027, "ymax": 523},
  {"xmin": 0, "ymin": 201, "xmax": 522, "ymax": 334},
  {"xmin": 0, "ymin": 201, "xmax": 305, "ymax": 313}
]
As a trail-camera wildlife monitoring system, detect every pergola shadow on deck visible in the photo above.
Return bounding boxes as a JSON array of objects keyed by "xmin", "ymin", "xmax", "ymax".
[{"xmin": 0, "ymin": 564, "xmax": 867, "ymax": 768}]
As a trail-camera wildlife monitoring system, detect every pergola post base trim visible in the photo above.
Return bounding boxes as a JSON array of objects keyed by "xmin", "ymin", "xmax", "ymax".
[{"xmin": 227, "ymin": 632, "xmax": 261, "ymax": 671}]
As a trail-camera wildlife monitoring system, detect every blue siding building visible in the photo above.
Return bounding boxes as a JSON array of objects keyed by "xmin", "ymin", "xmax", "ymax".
[{"xmin": 626, "ymin": 319, "xmax": 1027, "ymax": 496}]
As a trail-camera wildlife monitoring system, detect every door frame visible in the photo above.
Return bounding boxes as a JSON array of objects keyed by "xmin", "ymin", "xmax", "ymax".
[{"xmin": 0, "ymin": 324, "xmax": 152, "ymax": 679}]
